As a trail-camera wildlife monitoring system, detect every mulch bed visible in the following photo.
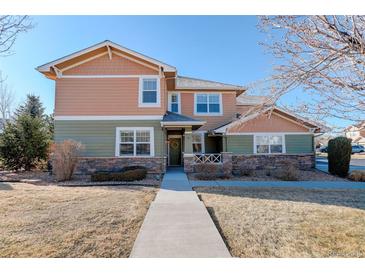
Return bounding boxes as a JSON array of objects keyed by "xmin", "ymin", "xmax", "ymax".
[{"xmin": 0, "ymin": 170, "xmax": 160, "ymax": 187}]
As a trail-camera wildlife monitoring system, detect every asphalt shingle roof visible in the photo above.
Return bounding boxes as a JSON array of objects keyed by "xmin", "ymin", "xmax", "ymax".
[
  {"xmin": 162, "ymin": 111, "xmax": 203, "ymax": 122},
  {"xmin": 176, "ymin": 76, "xmax": 245, "ymax": 90}
]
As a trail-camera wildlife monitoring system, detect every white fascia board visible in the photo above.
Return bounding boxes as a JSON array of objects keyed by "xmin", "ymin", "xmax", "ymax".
[
  {"xmin": 36, "ymin": 40, "xmax": 176, "ymax": 73},
  {"xmin": 55, "ymin": 115, "xmax": 163, "ymax": 121},
  {"xmin": 160, "ymin": 121, "xmax": 206, "ymax": 126}
]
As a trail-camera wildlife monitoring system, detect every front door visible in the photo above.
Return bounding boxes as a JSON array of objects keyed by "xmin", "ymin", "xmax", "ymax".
[{"xmin": 169, "ymin": 138, "xmax": 182, "ymax": 166}]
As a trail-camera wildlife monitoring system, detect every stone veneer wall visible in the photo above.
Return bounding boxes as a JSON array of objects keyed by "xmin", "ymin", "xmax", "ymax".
[
  {"xmin": 232, "ymin": 154, "xmax": 315, "ymax": 174},
  {"xmin": 75, "ymin": 157, "xmax": 167, "ymax": 178}
]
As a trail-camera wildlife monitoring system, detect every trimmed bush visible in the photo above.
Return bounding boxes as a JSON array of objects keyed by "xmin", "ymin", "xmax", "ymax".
[
  {"xmin": 328, "ymin": 137, "xmax": 352, "ymax": 177},
  {"xmin": 348, "ymin": 170, "xmax": 365, "ymax": 182},
  {"xmin": 91, "ymin": 167, "xmax": 147, "ymax": 182},
  {"xmin": 194, "ymin": 163, "xmax": 229, "ymax": 180},
  {"xmin": 52, "ymin": 140, "xmax": 84, "ymax": 181},
  {"xmin": 269, "ymin": 161, "xmax": 300, "ymax": 181}
]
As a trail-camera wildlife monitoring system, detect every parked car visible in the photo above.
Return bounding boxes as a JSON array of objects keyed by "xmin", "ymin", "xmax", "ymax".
[
  {"xmin": 318, "ymin": 146, "xmax": 328, "ymax": 153},
  {"xmin": 352, "ymin": 144, "xmax": 365, "ymax": 154}
]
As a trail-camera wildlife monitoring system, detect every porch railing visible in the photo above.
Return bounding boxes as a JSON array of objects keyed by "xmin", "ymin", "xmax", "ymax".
[{"xmin": 193, "ymin": 153, "xmax": 222, "ymax": 164}]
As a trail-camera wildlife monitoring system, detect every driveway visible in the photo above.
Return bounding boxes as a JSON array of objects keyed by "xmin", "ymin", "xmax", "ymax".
[{"xmin": 316, "ymin": 156, "xmax": 365, "ymax": 173}]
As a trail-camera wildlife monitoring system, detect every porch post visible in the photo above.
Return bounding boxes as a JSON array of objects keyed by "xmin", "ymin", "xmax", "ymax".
[
  {"xmin": 183, "ymin": 126, "xmax": 194, "ymax": 173},
  {"xmin": 183, "ymin": 126, "xmax": 193, "ymax": 155}
]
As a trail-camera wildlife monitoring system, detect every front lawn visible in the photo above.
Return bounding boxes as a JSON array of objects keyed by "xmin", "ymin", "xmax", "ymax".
[
  {"xmin": 0, "ymin": 183, "xmax": 156, "ymax": 257},
  {"xmin": 196, "ymin": 187, "xmax": 365, "ymax": 257}
]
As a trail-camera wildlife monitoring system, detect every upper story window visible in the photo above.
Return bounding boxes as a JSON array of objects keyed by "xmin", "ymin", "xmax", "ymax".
[
  {"xmin": 168, "ymin": 92, "xmax": 180, "ymax": 113},
  {"xmin": 116, "ymin": 127, "xmax": 155, "ymax": 157},
  {"xmin": 139, "ymin": 77, "xmax": 160, "ymax": 107},
  {"xmin": 254, "ymin": 134, "xmax": 285, "ymax": 154},
  {"xmin": 194, "ymin": 93, "xmax": 222, "ymax": 115}
]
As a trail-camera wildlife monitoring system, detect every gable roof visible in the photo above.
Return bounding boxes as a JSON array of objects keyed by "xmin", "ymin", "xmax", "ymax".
[
  {"xmin": 214, "ymin": 106, "xmax": 328, "ymax": 133},
  {"xmin": 36, "ymin": 40, "xmax": 176, "ymax": 75},
  {"xmin": 176, "ymin": 76, "xmax": 246, "ymax": 94},
  {"xmin": 161, "ymin": 111, "xmax": 206, "ymax": 130}
]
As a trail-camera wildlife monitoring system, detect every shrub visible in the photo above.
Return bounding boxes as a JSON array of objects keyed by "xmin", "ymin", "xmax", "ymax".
[
  {"xmin": 52, "ymin": 140, "xmax": 84, "ymax": 181},
  {"xmin": 239, "ymin": 168, "xmax": 254, "ymax": 176},
  {"xmin": 194, "ymin": 163, "xmax": 227, "ymax": 180},
  {"xmin": 328, "ymin": 137, "xmax": 352, "ymax": 177},
  {"xmin": 273, "ymin": 162, "xmax": 299, "ymax": 181},
  {"xmin": 91, "ymin": 168, "xmax": 147, "ymax": 182},
  {"xmin": 348, "ymin": 170, "xmax": 365, "ymax": 182},
  {"xmin": 0, "ymin": 114, "xmax": 51, "ymax": 171}
]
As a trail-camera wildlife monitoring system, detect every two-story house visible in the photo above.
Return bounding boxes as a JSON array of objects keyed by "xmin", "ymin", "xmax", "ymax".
[
  {"xmin": 37, "ymin": 40, "xmax": 323, "ymax": 176},
  {"xmin": 345, "ymin": 121, "xmax": 365, "ymax": 146}
]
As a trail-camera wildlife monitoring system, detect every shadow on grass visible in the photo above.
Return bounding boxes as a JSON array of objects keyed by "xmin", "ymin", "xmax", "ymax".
[
  {"xmin": 205, "ymin": 206, "xmax": 232, "ymax": 255},
  {"xmin": 195, "ymin": 187, "xmax": 365, "ymax": 210},
  {"xmin": 0, "ymin": 183, "xmax": 13, "ymax": 190}
]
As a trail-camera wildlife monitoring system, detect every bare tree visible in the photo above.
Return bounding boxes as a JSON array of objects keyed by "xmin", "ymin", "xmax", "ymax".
[
  {"xmin": 0, "ymin": 71, "xmax": 14, "ymax": 126},
  {"xmin": 254, "ymin": 16, "xmax": 365, "ymax": 124},
  {"xmin": 0, "ymin": 15, "xmax": 33, "ymax": 56}
]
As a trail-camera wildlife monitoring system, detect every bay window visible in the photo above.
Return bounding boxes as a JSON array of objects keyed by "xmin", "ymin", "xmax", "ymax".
[
  {"xmin": 255, "ymin": 134, "xmax": 285, "ymax": 154},
  {"xmin": 116, "ymin": 127, "xmax": 154, "ymax": 157}
]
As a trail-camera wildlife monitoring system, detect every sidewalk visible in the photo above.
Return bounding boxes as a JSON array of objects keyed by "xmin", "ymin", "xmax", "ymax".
[
  {"xmin": 190, "ymin": 180, "xmax": 365, "ymax": 189},
  {"xmin": 130, "ymin": 168, "xmax": 230, "ymax": 258}
]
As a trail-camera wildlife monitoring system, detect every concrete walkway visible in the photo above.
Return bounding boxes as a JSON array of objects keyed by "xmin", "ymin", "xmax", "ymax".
[
  {"xmin": 190, "ymin": 180, "xmax": 365, "ymax": 189},
  {"xmin": 130, "ymin": 168, "xmax": 230, "ymax": 258}
]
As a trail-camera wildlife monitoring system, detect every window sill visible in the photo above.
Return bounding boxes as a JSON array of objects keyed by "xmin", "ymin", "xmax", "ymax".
[
  {"xmin": 193, "ymin": 112, "xmax": 223, "ymax": 116},
  {"xmin": 138, "ymin": 103, "xmax": 161, "ymax": 108}
]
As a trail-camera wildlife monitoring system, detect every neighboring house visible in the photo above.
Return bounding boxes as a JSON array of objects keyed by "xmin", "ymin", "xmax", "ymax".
[
  {"xmin": 37, "ymin": 40, "xmax": 325, "ymax": 176},
  {"xmin": 345, "ymin": 121, "xmax": 365, "ymax": 145}
]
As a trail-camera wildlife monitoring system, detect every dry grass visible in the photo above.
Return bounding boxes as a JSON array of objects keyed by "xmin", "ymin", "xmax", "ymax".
[
  {"xmin": 0, "ymin": 183, "xmax": 156, "ymax": 257},
  {"xmin": 196, "ymin": 187, "xmax": 365, "ymax": 257}
]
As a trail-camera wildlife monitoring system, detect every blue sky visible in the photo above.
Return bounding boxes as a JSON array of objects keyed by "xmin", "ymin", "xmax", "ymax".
[{"xmin": 0, "ymin": 16, "xmax": 352, "ymax": 128}]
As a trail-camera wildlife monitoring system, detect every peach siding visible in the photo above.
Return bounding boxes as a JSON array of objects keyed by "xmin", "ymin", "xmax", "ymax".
[
  {"xmin": 63, "ymin": 53, "xmax": 158, "ymax": 75},
  {"xmin": 55, "ymin": 77, "xmax": 167, "ymax": 115},
  {"xmin": 228, "ymin": 112, "xmax": 309, "ymax": 133},
  {"xmin": 236, "ymin": 105, "xmax": 253, "ymax": 114},
  {"xmin": 180, "ymin": 92, "xmax": 237, "ymax": 131}
]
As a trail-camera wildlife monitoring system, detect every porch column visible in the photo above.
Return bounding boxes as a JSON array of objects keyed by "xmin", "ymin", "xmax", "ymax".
[
  {"xmin": 183, "ymin": 126, "xmax": 194, "ymax": 173},
  {"xmin": 183, "ymin": 127, "xmax": 193, "ymax": 155}
]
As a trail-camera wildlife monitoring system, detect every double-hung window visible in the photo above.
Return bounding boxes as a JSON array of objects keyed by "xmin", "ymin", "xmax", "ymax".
[
  {"xmin": 116, "ymin": 127, "xmax": 154, "ymax": 157},
  {"xmin": 192, "ymin": 132, "xmax": 205, "ymax": 153},
  {"xmin": 168, "ymin": 92, "xmax": 180, "ymax": 113},
  {"xmin": 255, "ymin": 134, "xmax": 285, "ymax": 154},
  {"xmin": 139, "ymin": 77, "xmax": 160, "ymax": 107},
  {"xmin": 195, "ymin": 93, "xmax": 222, "ymax": 115}
]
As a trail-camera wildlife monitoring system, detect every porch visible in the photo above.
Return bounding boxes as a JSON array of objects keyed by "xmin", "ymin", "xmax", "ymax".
[{"xmin": 161, "ymin": 111, "xmax": 225, "ymax": 171}]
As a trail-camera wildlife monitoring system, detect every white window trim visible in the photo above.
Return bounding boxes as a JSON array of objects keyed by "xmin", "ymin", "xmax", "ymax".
[
  {"xmin": 192, "ymin": 131, "xmax": 205, "ymax": 153},
  {"xmin": 138, "ymin": 76, "xmax": 161, "ymax": 108},
  {"xmin": 194, "ymin": 92, "xmax": 223, "ymax": 116},
  {"xmin": 115, "ymin": 127, "xmax": 155, "ymax": 157},
  {"xmin": 168, "ymin": 92, "xmax": 181, "ymax": 114},
  {"xmin": 253, "ymin": 133, "xmax": 286, "ymax": 154}
]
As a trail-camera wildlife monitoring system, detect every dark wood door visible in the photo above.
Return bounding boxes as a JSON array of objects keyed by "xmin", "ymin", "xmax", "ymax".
[{"xmin": 169, "ymin": 138, "xmax": 181, "ymax": 166}]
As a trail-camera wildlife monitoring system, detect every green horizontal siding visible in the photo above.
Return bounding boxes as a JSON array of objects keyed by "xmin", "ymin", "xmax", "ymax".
[
  {"xmin": 285, "ymin": 134, "xmax": 314, "ymax": 154},
  {"xmin": 226, "ymin": 135, "xmax": 254, "ymax": 154},
  {"xmin": 54, "ymin": 120, "xmax": 164, "ymax": 157}
]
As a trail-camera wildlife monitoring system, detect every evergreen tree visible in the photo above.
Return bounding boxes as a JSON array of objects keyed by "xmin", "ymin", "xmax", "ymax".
[
  {"xmin": 16, "ymin": 94, "xmax": 45, "ymax": 118},
  {"xmin": 0, "ymin": 114, "xmax": 50, "ymax": 170}
]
